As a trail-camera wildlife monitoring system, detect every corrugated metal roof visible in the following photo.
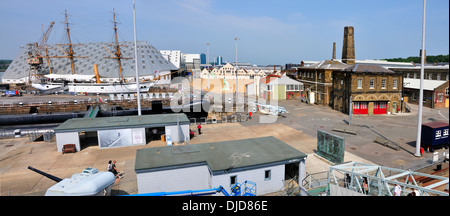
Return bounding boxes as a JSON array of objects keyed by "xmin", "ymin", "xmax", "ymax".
[
  {"xmin": 342, "ymin": 64, "xmax": 394, "ymax": 73},
  {"xmin": 135, "ymin": 136, "xmax": 307, "ymax": 174},
  {"xmin": 303, "ymin": 60, "xmax": 351, "ymax": 70},
  {"xmin": 3, "ymin": 41, "xmax": 177, "ymax": 79},
  {"xmin": 403, "ymin": 78, "xmax": 447, "ymax": 91}
]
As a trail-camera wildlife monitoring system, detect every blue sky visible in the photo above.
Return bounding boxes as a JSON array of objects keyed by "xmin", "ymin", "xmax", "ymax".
[{"xmin": 0, "ymin": 0, "xmax": 448, "ymax": 65}]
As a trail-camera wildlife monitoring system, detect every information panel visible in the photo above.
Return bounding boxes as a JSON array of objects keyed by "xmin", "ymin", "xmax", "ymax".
[{"xmin": 317, "ymin": 130, "xmax": 345, "ymax": 164}]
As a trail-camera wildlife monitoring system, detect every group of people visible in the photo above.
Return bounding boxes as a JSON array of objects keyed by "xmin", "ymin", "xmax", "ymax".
[
  {"xmin": 394, "ymin": 183, "xmax": 421, "ymax": 196},
  {"xmin": 107, "ymin": 160, "xmax": 122, "ymax": 179},
  {"xmin": 345, "ymin": 174, "xmax": 422, "ymax": 196}
]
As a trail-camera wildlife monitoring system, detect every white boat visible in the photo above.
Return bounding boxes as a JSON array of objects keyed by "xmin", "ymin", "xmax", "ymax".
[
  {"xmin": 31, "ymin": 82, "xmax": 65, "ymax": 91},
  {"xmin": 68, "ymin": 81, "xmax": 155, "ymax": 94}
]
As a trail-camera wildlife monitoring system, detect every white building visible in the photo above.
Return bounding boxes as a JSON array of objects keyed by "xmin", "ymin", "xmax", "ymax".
[
  {"xmin": 135, "ymin": 136, "xmax": 307, "ymax": 195},
  {"xmin": 200, "ymin": 63, "xmax": 271, "ymax": 80},
  {"xmin": 160, "ymin": 50, "xmax": 181, "ymax": 69}
]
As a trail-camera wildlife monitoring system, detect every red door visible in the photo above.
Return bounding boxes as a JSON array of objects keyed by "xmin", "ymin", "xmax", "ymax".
[
  {"xmin": 373, "ymin": 102, "xmax": 387, "ymax": 115},
  {"xmin": 353, "ymin": 102, "xmax": 360, "ymax": 115},
  {"xmin": 360, "ymin": 102, "xmax": 368, "ymax": 114},
  {"xmin": 353, "ymin": 102, "xmax": 368, "ymax": 115}
]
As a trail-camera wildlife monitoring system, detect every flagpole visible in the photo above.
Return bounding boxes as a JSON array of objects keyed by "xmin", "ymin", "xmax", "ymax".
[
  {"xmin": 133, "ymin": 0, "xmax": 142, "ymax": 116},
  {"xmin": 415, "ymin": 0, "xmax": 426, "ymax": 157}
]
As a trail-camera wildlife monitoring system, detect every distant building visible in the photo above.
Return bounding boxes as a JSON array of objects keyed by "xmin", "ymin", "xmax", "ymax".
[
  {"xmin": 258, "ymin": 75, "xmax": 303, "ymax": 101},
  {"xmin": 182, "ymin": 53, "xmax": 201, "ymax": 71},
  {"xmin": 390, "ymin": 65, "xmax": 449, "ymax": 81},
  {"xmin": 216, "ymin": 56, "xmax": 223, "ymax": 66},
  {"xmin": 200, "ymin": 53, "xmax": 206, "ymax": 64},
  {"xmin": 403, "ymin": 79, "xmax": 449, "ymax": 108},
  {"xmin": 332, "ymin": 64, "xmax": 403, "ymax": 115},
  {"xmin": 160, "ymin": 50, "xmax": 181, "ymax": 69}
]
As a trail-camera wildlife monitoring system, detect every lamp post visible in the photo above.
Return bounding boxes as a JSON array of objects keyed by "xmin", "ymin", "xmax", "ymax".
[
  {"xmin": 206, "ymin": 42, "xmax": 210, "ymax": 90},
  {"xmin": 133, "ymin": 0, "xmax": 141, "ymax": 116},
  {"xmin": 234, "ymin": 36, "xmax": 239, "ymax": 97},
  {"xmin": 415, "ymin": 0, "xmax": 426, "ymax": 157}
]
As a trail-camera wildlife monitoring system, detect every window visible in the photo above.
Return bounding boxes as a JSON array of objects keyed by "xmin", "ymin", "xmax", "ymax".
[
  {"xmin": 438, "ymin": 93, "xmax": 443, "ymax": 102},
  {"xmin": 445, "ymin": 87, "xmax": 449, "ymax": 96},
  {"xmin": 230, "ymin": 175, "xmax": 237, "ymax": 186},
  {"xmin": 370, "ymin": 79, "xmax": 375, "ymax": 89},
  {"xmin": 414, "ymin": 73, "xmax": 417, "ymax": 79},
  {"xmin": 264, "ymin": 170, "xmax": 271, "ymax": 181},
  {"xmin": 381, "ymin": 79, "xmax": 386, "ymax": 89},
  {"xmin": 393, "ymin": 79, "xmax": 398, "ymax": 89},
  {"xmin": 319, "ymin": 73, "xmax": 322, "ymax": 79},
  {"xmin": 357, "ymin": 79, "xmax": 362, "ymax": 89},
  {"xmin": 429, "ymin": 74, "xmax": 433, "ymax": 80}
]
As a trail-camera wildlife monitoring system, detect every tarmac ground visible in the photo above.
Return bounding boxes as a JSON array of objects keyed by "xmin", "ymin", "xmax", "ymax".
[{"xmin": 0, "ymin": 97, "xmax": 448, "ymax": 196}]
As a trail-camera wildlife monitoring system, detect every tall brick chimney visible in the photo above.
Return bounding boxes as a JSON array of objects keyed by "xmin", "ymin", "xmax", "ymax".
[
  {"xmin": 332, "ymin": 42, "xmax": 336, "ymax": 60},
  {"xmin": 342, "ymin": 26, "xmax": 355, "ymax": 65}
]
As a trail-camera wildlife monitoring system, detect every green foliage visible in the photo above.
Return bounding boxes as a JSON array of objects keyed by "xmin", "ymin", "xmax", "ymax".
[{"xmin": 383, "ymin": 55, "xmax": 449, "ymax": 63}]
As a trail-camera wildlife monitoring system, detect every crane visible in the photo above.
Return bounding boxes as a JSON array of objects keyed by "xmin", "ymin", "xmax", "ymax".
[{"xmin": 26, "ymin": 21, "xmax": 55, "ymax": 79}]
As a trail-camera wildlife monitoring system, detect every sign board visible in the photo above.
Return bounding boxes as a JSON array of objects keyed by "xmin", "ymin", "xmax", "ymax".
[
  {"xmin": 98, "ymin": 128, "xmax": 145, "ymax": 149},
  {"xmin": 317, "ymin": 130, "xmax": 345, "ymax": 164}
]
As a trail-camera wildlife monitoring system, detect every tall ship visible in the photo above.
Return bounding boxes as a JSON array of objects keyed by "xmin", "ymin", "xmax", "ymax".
[{"xmin": 3, "ymin": 9, "xmax": 178, "ymax": 94}]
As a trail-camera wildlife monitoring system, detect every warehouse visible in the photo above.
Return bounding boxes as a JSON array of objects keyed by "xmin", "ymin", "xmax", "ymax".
[
  {"xmin": 134, "ymin": 136, "xmax": 307, "ymax": 195},
  {"xmin": 53, "ymin": 113, "xmax": 190, "ymax": 152}
]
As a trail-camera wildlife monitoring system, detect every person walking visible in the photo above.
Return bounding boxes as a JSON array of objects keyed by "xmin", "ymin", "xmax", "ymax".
[
  {"xmin": 197, "ymin": 124, "xmax": 202, "ymax": 135},
  {"xmin": 393, "ymin": 184, "xmax": 402, "ymax": 196},
  {"xmin": 362, "ymin": 177, "xmax": 369, "ymax": 195}
]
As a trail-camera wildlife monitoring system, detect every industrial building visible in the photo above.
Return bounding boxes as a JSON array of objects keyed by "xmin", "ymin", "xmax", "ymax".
[
  {"xmin": 134, "ymin": 136, "xmax": 307, "ymax": 195},
  {"xmin": 403, "ymin": 79, "xmax": 449, "ymax": 108},
  {"xmin": 53, "ymin": 113, "xmax": 190, "ymax": 152}
]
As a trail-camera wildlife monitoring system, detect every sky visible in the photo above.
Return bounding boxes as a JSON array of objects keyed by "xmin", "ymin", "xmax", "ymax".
[{"xmin": 0, "ymin": 0, "xmax": 448, "ymax": 65}]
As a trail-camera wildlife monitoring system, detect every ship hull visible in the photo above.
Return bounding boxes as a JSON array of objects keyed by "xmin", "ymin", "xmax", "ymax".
[{"xmin": 68, "ymin": 82, "xmax": 153, "ymax": 94}]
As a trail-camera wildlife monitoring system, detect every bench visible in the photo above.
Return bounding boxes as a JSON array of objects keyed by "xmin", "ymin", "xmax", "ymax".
[
  {"xmin": 62, "ymin": 144, "xmax": 76, "ymax": 154},
  {"xmin": 373, "ymin": 137, "xmax": 400, "ymax": 151}
]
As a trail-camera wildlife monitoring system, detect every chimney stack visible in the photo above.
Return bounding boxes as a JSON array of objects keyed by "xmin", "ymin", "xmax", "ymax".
[
  {"xmin": 332, "ymin": 42, "xmax": 336, "ymax": 60},
  {"xmin": 342, "ymin": 26, "xmax": 355, "ymax": 65}
]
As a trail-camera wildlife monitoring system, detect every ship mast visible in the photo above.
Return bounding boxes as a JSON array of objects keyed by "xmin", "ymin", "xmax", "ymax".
[
  {"xmin": 103, "ymin": 9, "xmax": 132, "ymax": 83},
  {"xmin": 52, "ymin": 10, "xmax": 88, "ymax": 75}
]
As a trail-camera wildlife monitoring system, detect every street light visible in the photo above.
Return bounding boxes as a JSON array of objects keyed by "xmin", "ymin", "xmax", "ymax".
[
  {"xmin": 206, "ymin": 42, "xmax": 210, "ymax": 90},
  {"xmin": 234, "ymin": 36, "xmax": 239, "ymax": 96},
  {"xmin": 415, "ymin": 0, "xmax": 427, "ymax": 157}
]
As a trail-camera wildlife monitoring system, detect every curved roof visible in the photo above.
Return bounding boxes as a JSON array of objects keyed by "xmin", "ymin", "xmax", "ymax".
[{"xmin": 3, "ymin": 41, "xmax": 177, "ymax": 79}]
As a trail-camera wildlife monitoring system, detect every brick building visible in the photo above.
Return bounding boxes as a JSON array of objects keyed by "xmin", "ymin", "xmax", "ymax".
[
  {"xmin": 289, "ymin": 60, "xmax": 350, "ymax": 106},
  {"xmin": 332, "ymin": 64, "xmax": 403, "ymax": 115}
]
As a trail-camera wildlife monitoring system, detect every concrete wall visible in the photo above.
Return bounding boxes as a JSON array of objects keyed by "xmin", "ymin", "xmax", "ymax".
[
  {"xmin": 165, "ymin": 124, "xmax": 189, "ymax": 143},
  {"xmin": 137, "ymin": 165, "xmax": 211, "ymax": 194},
  {"xmin": 211, "ymin": 164, "xmax": 285, "ymax": 196},
  {"xmin": 56, "ymin": 132, "xmax": 80, "ymax": 152},
  {"xmin": 136, "ymin": 160, "xmax": 306, "ymax": 195}
]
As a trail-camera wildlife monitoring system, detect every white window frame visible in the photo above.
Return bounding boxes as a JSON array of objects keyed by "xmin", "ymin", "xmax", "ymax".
[
  {"xmin": 370, "ymin": 79, "xmax": 375, "ymax": 89},
  {"xmin": 357, "ymin": 78, "xmax": 362, "ymax": 89},
  {"xmin": 381, "ymin": 79, "xmax": 386, "ymax": 89},
  {"xmin": 393, "ymin": 79, "xmax": 398, "ymax": 89}
]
